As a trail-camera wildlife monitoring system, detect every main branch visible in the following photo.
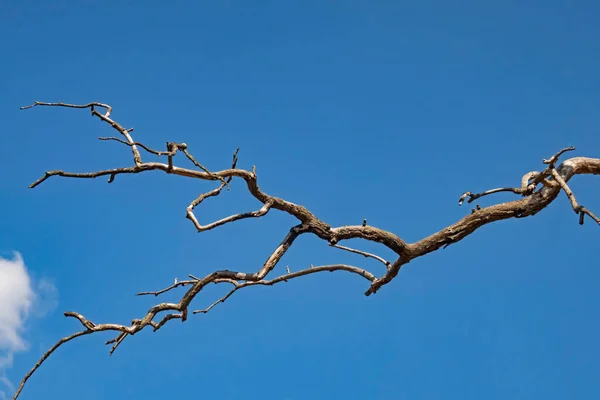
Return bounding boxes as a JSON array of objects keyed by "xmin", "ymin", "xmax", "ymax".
[{"xmin": 12, "ymin": 101, "xmax": 600, "ymax": 400}]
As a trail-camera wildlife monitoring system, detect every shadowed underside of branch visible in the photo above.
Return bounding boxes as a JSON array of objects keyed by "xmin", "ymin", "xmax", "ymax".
[{"xmin": 12, "ymin": 101, "xmax": 600, "ymax": 400}]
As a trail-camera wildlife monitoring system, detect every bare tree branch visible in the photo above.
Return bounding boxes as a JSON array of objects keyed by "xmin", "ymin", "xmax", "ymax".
[{"xmin": 12, "ymin": 101, "xmax": 600, "ymax": 400}]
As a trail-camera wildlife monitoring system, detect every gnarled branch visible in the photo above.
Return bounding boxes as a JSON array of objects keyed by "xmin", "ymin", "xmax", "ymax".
[{"xmin": 12, "ymin": 101, "xmax": 600, "ymax": 400}]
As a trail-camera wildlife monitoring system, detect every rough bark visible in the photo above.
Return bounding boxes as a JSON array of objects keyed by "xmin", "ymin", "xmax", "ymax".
[{"xmin": 12, "ymin": 101, "xmax": 600, "ymax": 400}]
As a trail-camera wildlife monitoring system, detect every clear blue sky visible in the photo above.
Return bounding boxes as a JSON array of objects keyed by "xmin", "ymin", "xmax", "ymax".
[{"xmin": 1, "ymin": 1, "xmax": 599, "ymax": 399}]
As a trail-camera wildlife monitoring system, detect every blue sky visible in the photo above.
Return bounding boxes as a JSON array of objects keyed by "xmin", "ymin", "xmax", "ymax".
[{"xmin": 1, "ymin": 1, "xmax": 599, "ymax": 399}]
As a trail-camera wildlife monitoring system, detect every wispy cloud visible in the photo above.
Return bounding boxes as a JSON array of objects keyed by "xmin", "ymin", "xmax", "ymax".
[{"xmin": 0, "ymin": 252, "xmax": 58, "ymax": 398}]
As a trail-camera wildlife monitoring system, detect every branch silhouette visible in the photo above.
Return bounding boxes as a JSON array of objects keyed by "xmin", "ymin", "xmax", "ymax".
[{"xmin": 13, "ymin": 101, "xmax": 600, "ymax": 400}]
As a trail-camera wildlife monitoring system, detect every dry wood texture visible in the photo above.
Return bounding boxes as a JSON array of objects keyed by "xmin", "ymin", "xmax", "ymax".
[{"xmin": 12, "ymin": 101, "xmax": 600, "ymax": 399}]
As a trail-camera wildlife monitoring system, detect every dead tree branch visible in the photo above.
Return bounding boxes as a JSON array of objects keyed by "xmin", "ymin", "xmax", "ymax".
[{"xmin": 13, "ymin": 101, "xmax": 600, "ymax": 400}]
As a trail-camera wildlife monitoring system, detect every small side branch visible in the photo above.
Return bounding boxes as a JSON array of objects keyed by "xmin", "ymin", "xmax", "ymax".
[
  {"xmin": 544, "ymin": 146, "xmax": 576, "ymax": 167},
  {"xmin": 458, "ymin": 171, "xmax": 544, "ymax": 205},
  {"xmin": 136, "ymin": 279, "xmax": 198, "ymax": 296},
  {"xmin": 329, "ymin": 243, "xmax": 391, "ymax": 269},
  {"xmin": 550, "ymin": 168, "xmax": 600, "ymax": 225},
  {"xmin": 187, "ymin": 201, "xmax": 273, "ymax": 232},
  {"xmin": 20, "ymin": 101, "xmax": 113, "ymax": 116},
  {"xmin": 193, "ymin": 264, "xmax": 377, "ymax": 314},
  {"xmin": 458, "ymin": 147, "xmax": 577, "ymax": 206},
  {"xmin": 185, "ymin": 148, "xmax": 259, "ymax": 232},
  {"xmin": 21, "ymin": 101, "xmax": 143, "ymax": 165},
  {"xmin": 99, "ymin": 137, "xmax": 167, "ymax": 156}
]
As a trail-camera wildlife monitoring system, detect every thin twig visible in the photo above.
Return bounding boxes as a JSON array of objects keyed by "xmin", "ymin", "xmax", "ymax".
[
  {"xmin": 136, "ymin": 279, "xmax": 197, "ymax": 296},
  {"xmin": 330, "ymin": 243, "xmax": 391, "ymax": 269},
  {"xmin": 99, "ymin": 137, "xmax": 168, "ymax": 156},
  {"xmin": 544, "ymin": 146, "xmax": 576, "ymax": 166}
]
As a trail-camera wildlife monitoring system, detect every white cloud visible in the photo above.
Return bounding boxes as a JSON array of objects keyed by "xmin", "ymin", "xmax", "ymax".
[{"xmin": 0, "ymin": 252, "xmax": 58, "ymax": 398}]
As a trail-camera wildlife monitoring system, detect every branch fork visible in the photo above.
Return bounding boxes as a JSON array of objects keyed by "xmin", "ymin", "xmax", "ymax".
[{"xmin": 12, "ymin": 101, "xmax": 600, "ymax": 400}]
